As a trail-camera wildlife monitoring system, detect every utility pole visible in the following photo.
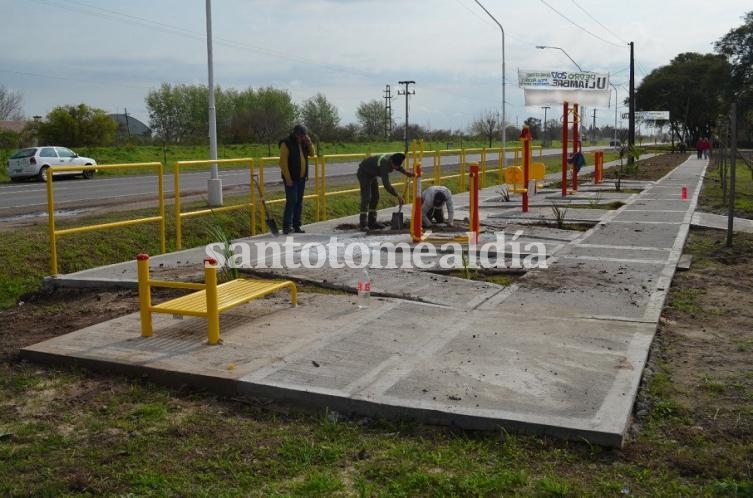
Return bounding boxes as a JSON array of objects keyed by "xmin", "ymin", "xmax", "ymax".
[
  {"xmin": 591, "ymin": 108, "xmax": 597, "ymax": 144},
  {"xmin": 611, "ymin": 83, "xmax": 618, "ymax": 146},
  {"xmin": 383, "ymin": 84, "xmax": 393, "ymax": 142},
  {"xmin": 628, "ymin": 41, "xmax": 636, "ymax": 166},
  {"xmin": 124, "ymin": 107, "xmax": 132, "ymax": 140},
  {"xmin": 398, "ymin": 80, "xmax": 415, "ymax": 154},
  {"xmin": 541, "ymin": 106, "xmax": 550, "ymax": 147}
]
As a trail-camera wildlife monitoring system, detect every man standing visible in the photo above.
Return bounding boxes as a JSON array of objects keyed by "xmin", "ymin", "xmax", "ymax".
[
  {"xmin": 421, "ymin": 185, "xmax": 454, "ymax": 227},
  {"xmin": 356, "ymin": 153, "xmax": 413, "ymax": 230},
  {"xmin": 279, "ymin": 124, "xmax": 315, "ymax": 234}
]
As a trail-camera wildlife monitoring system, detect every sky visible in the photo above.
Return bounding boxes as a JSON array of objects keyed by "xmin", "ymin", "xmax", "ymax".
[{"xmin": 1, "ymin": 0, "xmax": 750, "ymax": 133}]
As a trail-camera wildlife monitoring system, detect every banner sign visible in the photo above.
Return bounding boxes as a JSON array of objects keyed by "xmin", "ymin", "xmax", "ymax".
[
  {"xmin": 621, "ymin": 111, "xmax": 671, "ymax": 120},
  {"xmin": 518, "ymin": 69, "xmax": 611, "ymax": 107},
  {"xmin": 639, "ymin": 111, "xmax": 669, "ymax": 120}
]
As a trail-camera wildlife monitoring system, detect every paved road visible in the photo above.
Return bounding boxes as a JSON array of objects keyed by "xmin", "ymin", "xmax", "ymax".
[{"xmin": 0, "ymin": 146, "xmax": 610, "ymax": 216}]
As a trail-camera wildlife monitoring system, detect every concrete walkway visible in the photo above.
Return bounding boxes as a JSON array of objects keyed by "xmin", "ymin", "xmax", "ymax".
[{"xmin": 22, "ymin": 156, "xmax": 714, "ymax": 447}]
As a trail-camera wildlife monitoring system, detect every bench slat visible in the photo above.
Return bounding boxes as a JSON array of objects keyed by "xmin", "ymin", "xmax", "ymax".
[{"xmin": 152, "ymin": 278, "xmax": 294, "ymax": 316}]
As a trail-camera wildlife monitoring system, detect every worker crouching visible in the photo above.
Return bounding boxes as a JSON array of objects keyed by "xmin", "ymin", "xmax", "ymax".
[{"xmin": 421, "ymin": 185, "xmax": 454, "ymax": 227}]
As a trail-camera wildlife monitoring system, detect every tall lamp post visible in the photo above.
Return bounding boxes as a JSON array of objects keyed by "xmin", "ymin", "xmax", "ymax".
[
  {"xmin": 610, "ymin": 83, "xmax": 619, "ymax": 146},
  {"xmin": 535, "ymin": 45, "xmax": 583, "ymax": 71},
  {"xmin": 474, "ymin": 0, "xmax": 506, "ymax": 167},
  {"xmin": 541, "ymin": 106, "xmax": 550, "ymax": 147},
  {"xmin": 536, "ymin": 45, "xmax": 586, "ymax": 145},
  {"xmin": 206, "ymin": 0, "xmax": 222, "ymax": 206}
]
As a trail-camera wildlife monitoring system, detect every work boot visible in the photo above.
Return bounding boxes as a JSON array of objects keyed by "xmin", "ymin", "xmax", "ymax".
[
  {"xmin": 367, "ymin": 212, "xmax": 381, "ymax": 230},
  {"xmin": 283, "ymin": 226, "xmax": 292, "ymax": 235}
]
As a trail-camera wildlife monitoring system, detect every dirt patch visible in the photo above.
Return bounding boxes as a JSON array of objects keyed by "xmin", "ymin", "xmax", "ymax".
[
  {"xmin": 630, "ymin": 228, "xmax": 753, "ymax": 443},
  {"xmin": 602, "ymin": 152, "xmax": 688, "ymax": 182}
]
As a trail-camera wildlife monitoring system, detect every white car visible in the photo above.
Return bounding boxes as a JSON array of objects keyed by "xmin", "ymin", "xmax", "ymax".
[{"xmin": 6, "ymin": 146, "xmax": 97, "ymax": 182}]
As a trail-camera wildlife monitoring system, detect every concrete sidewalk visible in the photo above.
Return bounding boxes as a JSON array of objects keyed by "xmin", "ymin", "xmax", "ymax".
[{"xmin": 22, "ymin": 155, "xmax": 712, "ymax": 447}]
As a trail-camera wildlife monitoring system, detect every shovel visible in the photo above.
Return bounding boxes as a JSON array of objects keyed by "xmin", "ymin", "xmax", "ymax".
[{"xmin": 252, "ymin": 175, "xmax": 279, "ymax": 236}]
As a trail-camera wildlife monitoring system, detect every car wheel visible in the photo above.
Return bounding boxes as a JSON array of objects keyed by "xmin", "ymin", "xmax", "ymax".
[
  {"xmin": 82, "ymin": 169, "xmax": 95, "ymax": 179},
  {"xmin": 37, "ymin": 166, "xmax": 50, "ymax": 182}
]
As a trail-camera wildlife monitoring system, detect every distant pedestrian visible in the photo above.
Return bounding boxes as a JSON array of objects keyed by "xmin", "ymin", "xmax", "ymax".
[
  {"xmin": 356, "ymin": 153, "xmax": 413, "ymax": 230},
  {"xmin": 421, "ymin": 185, "xmax": 454, "ymax": 227},
  {"xmin": 701, "ymin": 137, "xmax": 711, "ymax": 159},
  {"xmin": 695, "ymin": 137, "xmax": 704, "ymax": 159},
  {"xmin": 279, "ymin": 124, "xmax": 315, "ymax": 234}
]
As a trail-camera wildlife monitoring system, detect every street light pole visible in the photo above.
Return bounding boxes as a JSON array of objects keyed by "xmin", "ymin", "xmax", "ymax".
[
  {"xmin": 397, "ymin": 80, "xmax": 415, "ymax": 154},
  {"xmin": 474, "ymin": 0, "xmax": 506, "ymax": 167},
  {"xmin": 541, "ymin": 106, "xmax": 550, "ymax": 147},
  {"xmin": 206, "ymin": 0, "xmax": 222, "ymax": 206},
  {"xmin": 611, "ymin": 83, "xmax": 618, "ymax": 146},
  {"xmin": 535, "ymin": 45, "xmax": 583, "ymax": 72}
]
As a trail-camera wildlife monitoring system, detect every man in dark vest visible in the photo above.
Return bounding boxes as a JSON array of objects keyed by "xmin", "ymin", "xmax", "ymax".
[
  {"xmin": 356, "ymin": 152, "xmax": 413, "ymax": 230},
  {"xmin": 279, "ymin": 124, "xmax": 315, "ymax": 234}
]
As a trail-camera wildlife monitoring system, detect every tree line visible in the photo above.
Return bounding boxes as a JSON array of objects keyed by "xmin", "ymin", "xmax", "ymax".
[{"xmin": 636, "ymin": 10, "xmax": 753, "ymax": 145}]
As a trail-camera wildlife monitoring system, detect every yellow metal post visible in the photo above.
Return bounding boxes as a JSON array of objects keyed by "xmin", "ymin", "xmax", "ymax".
[
  {"xmin": 249, "ymin": 160, "xmax": 256, "ymax": 236},
  {"xmin": 157, "ymin": 163, "xmax": 166, "ymax": 253},
  {"xmin": 433, "ymin": 150, "xmax": 441, "ymax": 185},
  {"xmin": 480, "ymin": 148, "xmax": 487, "ymax": 188},
  {"xmin": 137, "ymin": 254, "xmax": 153, "ymax": 337},
  {"xmin": 459, "ymin": 148, "xmax": 466, "ymax": 191},
  {"xmin": 322, "ymin": 156, "xmax": 328, "ymax": 221},
  {"xmin": 174, "ymin": 164, "xmax": 183, "ymax": 250},
  {"xmin": 204, "ymin": 259, "xmax": 220, "ymax": 345}
]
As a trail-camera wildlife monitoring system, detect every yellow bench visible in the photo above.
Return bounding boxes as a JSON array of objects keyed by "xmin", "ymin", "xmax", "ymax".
[{"xmin": 136, "ymin": 253, "xmax": 297, "ymax": 345}]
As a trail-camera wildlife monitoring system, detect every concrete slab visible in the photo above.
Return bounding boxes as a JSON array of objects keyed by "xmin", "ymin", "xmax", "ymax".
[
  {"xmin": 21, "ymin": 154, "xmax": 713, "ymax": 448},
  {"xmin": 692, "ymin": 211, "xmax": 753, "ymax": 233},
  {"xmin": 21, "ymin": 293, "xmax": 654, "ymax": 447}
]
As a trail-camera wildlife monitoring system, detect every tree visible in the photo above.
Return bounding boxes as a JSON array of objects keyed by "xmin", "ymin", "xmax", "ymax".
[
  {"xmin": 146, "ymin": 83, "xmax": 191, "ymax": 143},
  {"xmin": 523, "ymin": 117, "xmax": 542, "ymax": 139},
  {"xmin": 0, "ymin": 85, "xmax": 24, "ymax": 120},
  {"xmin": 356, "ymin": 100, "xmax": 387, "ymax": 139},
  {"xmin": 635, "ymin": 52, "xmax": 732, "ymax": 144},
  {"xmin": 301, "ymin": 93, "xmax": 340, "ymax": 143},
  {"xmin": 39, "ymin": 104, "xmax": 116, "ymax": 147},
  {"xmin": 715, "ymin": 10, "xmax": 753, "ymax": 143},
  {"xmin": 469, "ymin": 110, "xmax": 499, "ymax": 147},
  {"xmin": 247, "ymin": 87, "xmax": 298, "ymax": 155}
]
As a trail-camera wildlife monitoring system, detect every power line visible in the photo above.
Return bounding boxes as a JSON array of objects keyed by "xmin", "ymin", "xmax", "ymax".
[
  {"xmin": 538, "ymin": 0, "xmax": 623, "ymax": 48},
  {"xmin": 29, "ymin": 0, "xmax": 379, "ymax": 79},
  {"xmin": 570, "ymin": 0, "xmax": 627, "ymax": 45}
]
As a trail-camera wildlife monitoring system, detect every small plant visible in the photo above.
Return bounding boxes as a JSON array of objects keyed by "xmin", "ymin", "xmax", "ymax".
[
  {"xmin": 203, "ymin": 212, "xmax": 239, "ymax": 281},
  {"xmin": 497, "ymin": 186, "xmax": 511, "ymax": 202},
  {"xmin": 550, "ymin": 202, "xmax": 570, "ymax": 229},
  {"xmin": 588, "ymin": 191, "xmax": 603, "ymax": 208},
  {"xmin": 461, "ymin": 251, "xmax": 478, "ymax": 280}
]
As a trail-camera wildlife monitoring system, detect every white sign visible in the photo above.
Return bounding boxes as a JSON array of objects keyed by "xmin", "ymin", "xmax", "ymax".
[
  {"xmin": 622, "ymin": 111, "xmax": 671, "ymax": 120},
  {"xmin": 639, "ymin": 111, "xmax": 670, "ymax": 120},
  {"xmin": 518, "ymin": 69, "xmax": 611, "ymax": 107}
]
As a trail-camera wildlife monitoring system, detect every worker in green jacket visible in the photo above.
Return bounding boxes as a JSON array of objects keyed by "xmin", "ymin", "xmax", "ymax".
[{"xmin": 356, "ymin": 153, "xmax": 413, "ymax": 229}]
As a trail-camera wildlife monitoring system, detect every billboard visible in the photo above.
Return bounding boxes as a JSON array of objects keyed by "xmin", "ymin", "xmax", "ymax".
[
  {"xmin": 622, "ymin": 111, "xmax": 670, "ymax": 120},
  {"xmin": 518, "ymin": 69, "xmax": 611, "ymax": 107}
]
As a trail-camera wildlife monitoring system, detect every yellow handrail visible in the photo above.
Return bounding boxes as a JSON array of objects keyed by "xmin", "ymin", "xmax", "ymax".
[
  {"xmin": 47, "ymin": 162, "xmax": 165, "ymax": 275},
  {"xmin": 174, "ymin": 158, "xmax": 255, "ymax": 250}
]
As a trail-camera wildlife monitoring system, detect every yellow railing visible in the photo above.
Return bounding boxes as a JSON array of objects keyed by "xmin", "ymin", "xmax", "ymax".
[
  {"xmin": 47, "ymin": 162, "xmax": 166, "ymax": 275},
  {"xmin": 174, "ymin": 158, "xmax": 256, "ymax": 250},
  {"xmin": 46, "ymin": 144, "xmax": 551, "ymax": 275}
]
